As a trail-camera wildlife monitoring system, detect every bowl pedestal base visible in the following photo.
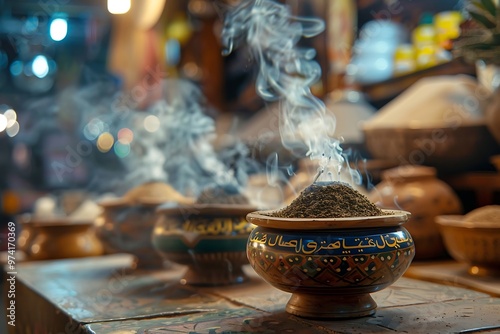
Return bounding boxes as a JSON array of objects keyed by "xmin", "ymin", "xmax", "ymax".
[
  {"xmin": 180, "ymin": 265, "xmax": 249, "ymax": 286},
  {"xmin": 286, "ymin": 293, "xmax": 377, "ymax": 319}
]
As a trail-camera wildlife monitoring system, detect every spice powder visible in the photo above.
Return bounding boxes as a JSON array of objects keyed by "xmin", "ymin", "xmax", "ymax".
[{"xmin": 272, "ymin": 182, "xmax": 383, "ymax": 218}]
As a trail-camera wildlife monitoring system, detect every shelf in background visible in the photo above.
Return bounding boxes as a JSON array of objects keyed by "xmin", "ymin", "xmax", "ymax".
[{"xmin": 359, "ymin": 58, "xmax": 477, "ymax": 108}]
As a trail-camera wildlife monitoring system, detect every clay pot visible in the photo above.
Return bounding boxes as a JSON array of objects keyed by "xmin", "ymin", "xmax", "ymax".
[
  {"xmin": 19, "ymin": 216, "xmax": 103, "ymax": 261},
  {"xmin": 152, "ymin": 204, "xmax": 256, "ymax": 286},
  {"xmin": 368, "ymin": 166, "xmax": 462, "ymax": 260},
  {"xmin": 95, "ymin": 182, "xmax": 194, "ymax": 270},
  {"xmin": 95, "ymin": 200, "xmax": 166, "ymax": 269},
  {"xmin": 246, "ymin": 209, "xmax": 414, "ymax": 319}
]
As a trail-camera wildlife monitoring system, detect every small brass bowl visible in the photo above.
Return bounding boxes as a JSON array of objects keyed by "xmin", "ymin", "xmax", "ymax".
[
  {"xmin": 18, "ymin": 214, "xmax": 103, "ymax": 261},
  {"xmin": 436, "ymin": 215, "xmax": 500, "ymax": 276}
]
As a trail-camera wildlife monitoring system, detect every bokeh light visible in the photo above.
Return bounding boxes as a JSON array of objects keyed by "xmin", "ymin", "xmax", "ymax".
[
  {"xmin": 2, "ymin": 190, "xmax": 21, "ymax": 214},
  {"xmin": 84, "ymin": 118, "xmax": 108, "ymax": 141},
  {"xmin": 4, "ymin": 109, "xmax": 17, "ymax": 128},
  {"xmin": 144, "ymin": 115, "xmax": 160, "ymax": 133},
  {"xmin": 32, "ymin": 55, "xmax": 49, "ymax": 78},
  {"xmin": 6, "ymin": 121, "xmax": 19, "ymax": 137},
  {"xmin": 0, "ymin": 114, "xmax": 7, "ymax": 132},
  {"xmin": 50, "ymin": 18, "xmax": 68, "ymax": 42},
  {"xmin": 108, "ymin": 0, "xmax": 131, "ymax": 14},
  {"xmin": 9, "ymin": 61, "xmax": 23, "ymax": 77},
  {"xmin": 24, "ymin": 16, "xmax": 39, "ymax": 34},
  {"xmin": 96, "ymin": 132, "xmax": 114, "ymax": 152},
  {"xmin": 114, "ymin": 141, "xmax": 131, "ymax": 158},
  {"xmin": 117, "ymin": 128, "xmax": 134, "ymax": 144}
]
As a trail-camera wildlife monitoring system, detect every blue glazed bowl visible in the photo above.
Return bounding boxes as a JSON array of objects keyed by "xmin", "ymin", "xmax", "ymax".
[
  {"xmin": 246, "ymin": 209, "xmax": 414, "ymax": 319},
  {"xmin": 152, "ymin": 203, "xmax": 256, "ymax": 286}
]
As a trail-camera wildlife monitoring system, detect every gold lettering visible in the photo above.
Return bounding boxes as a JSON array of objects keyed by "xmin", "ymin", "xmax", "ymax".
[
  {"xmin": 376, "ymin": 235, "xmax": 386, "ymax": 249},
  {"xmin": 384, "ymin": 236, "xmax": 398, "ymax": 248},
  {"xmin": 268, "ymin": 235, "xmax": 280, "ymax": 247},
  {"xmin": 302, "ymin": 241, "xmax": 318, "ymax": 254},
  {"xmin": 249, "ymin": 231, "xmax": 267, "ymax": 244}
]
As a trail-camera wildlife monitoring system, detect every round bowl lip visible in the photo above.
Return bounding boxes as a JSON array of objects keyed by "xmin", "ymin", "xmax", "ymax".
[
  {"xmin": 156, "ymin": 202, "xmax": 258, "ymax": 216},
  {"xmin": 246, "ymin": 209, "xmax": 410, "ymax": 230},
  {"xmin": 362, "ymin": 120, "xmax": 487, "ymax": 131},
  {"xmin": 436, "ymin": 214, "xmax": 500, "ymax": 229},
  {"xmin": 97, "ymin": 197, "xmax": 172, "ymax": 208},
  {"xmin": 97, "ymin": 197, "xmax": 133, "ymax": 208},
  {"xmin": 17, "ymin": 213, "xmax": 95, "ymax": 227}
]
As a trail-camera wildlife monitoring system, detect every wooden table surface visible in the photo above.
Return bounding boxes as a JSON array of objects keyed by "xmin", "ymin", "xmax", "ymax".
[{"xmin": 3, "ymin": 254, "xmax": 500, "ymax": 334}]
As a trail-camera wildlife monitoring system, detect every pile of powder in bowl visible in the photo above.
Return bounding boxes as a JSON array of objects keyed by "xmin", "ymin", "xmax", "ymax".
[
  {"xmin": 271, "ymin": 181, "xmax": 384, "ymax": 218},
  {"xmin": 464, "ymin": 205, "xmax": 500, "ymax": 225}
]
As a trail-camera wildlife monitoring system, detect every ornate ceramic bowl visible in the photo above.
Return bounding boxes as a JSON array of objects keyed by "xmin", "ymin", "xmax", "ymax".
[
  {"xmin": 152, "ymin": 204, "xmax": 256, "ymax": 286},
  {"xmin": 246, "ymin": 210, "xmax": 414, "ymax": 319},
  {"xmin": 436, "ymin": 215, "xmax": 500, "ymax": 276}
]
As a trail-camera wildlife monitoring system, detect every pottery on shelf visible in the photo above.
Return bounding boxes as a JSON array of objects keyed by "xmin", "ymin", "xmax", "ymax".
[
  {"xmin": 18, "ymin": 215, "xmax": 103, "ymax": 261},
  {"xmin": 368, "ymin": 166, "xmax": 462, "ymax": 260},
  {"xmin": 152, "ymin": 203, "xmax": 256, "ymax": 286},
  {"xmin": 246, "ymin": 209, "xmax": 414, "ymax": 319}
]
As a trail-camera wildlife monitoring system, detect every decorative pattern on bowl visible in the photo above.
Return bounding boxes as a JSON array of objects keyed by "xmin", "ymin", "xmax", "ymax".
[
  {"xmin": 152, "ymin": 204, "xmax": 256, "ymax": 286},
  {"xmin": 246, "ymin": 210, "xmax": 414, "ymax": 319}
]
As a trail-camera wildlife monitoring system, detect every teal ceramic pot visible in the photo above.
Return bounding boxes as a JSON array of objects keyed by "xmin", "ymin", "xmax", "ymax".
[
  {"xmin": 246, "ymin": 209, "xmax": 414, "ymax": 319},
  {"xmin": 152, "ymin": 204, "xmax": 256, "ymax": 286}
]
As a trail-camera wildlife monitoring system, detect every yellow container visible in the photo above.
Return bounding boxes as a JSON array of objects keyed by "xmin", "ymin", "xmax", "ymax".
[
  {"xmin": 434, "ymin": 11, "xmax": 462, "ymax": 49},
  {"xmin": 415, "ymin": 44, "xmax": 438, "ymax": 70},
  {"xmin": 394, "ymin": 44, "xmax": 416, "ymax": 75},
  {"xmin": 412, "ymin": 24, "xmax": 436, "ymax": 48}
]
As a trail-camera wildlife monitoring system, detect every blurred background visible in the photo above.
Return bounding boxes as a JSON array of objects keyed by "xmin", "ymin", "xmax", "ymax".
[
  {"xmin": 3, "ymin": 2, "xmax": 500, "ymax": 332},
  {"xmin": 0, "ymin": 0, "xmax": 499, "ymax": 242}
]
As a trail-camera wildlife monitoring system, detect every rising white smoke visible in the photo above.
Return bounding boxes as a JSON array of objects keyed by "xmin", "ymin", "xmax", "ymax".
[
  {"xmin": 151, "ymin": 79, "xmax": 243, "ymax": 196},
  {"xmin": 222, "ymin": 0, "xmax": 347, "ymax": 182},
  {"xmin": 78, "ymin": 79, "xmax": 246, "ymax": 197}
]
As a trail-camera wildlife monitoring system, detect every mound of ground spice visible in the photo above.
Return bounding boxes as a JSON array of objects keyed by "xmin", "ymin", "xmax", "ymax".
[
  {"xmin": 272, "ymin": 181, "xmax": 383, "ymax": 218},
  {"xmin": 196, "ymin": 184, "xmax": 250, "ymax": 205},
  {"xmin": 464, "ymin": 205, "xmax": 500, "ymax": 225}
]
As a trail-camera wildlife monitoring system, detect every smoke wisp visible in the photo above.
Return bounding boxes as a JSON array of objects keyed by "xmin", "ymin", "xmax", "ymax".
[
  {"xmin": 222, "ymin": 0, "xmax": 346, "ymax": 183},
  {"xmin": 78, "ymin": 79, "xmax": 247, "ymax": 197}
]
